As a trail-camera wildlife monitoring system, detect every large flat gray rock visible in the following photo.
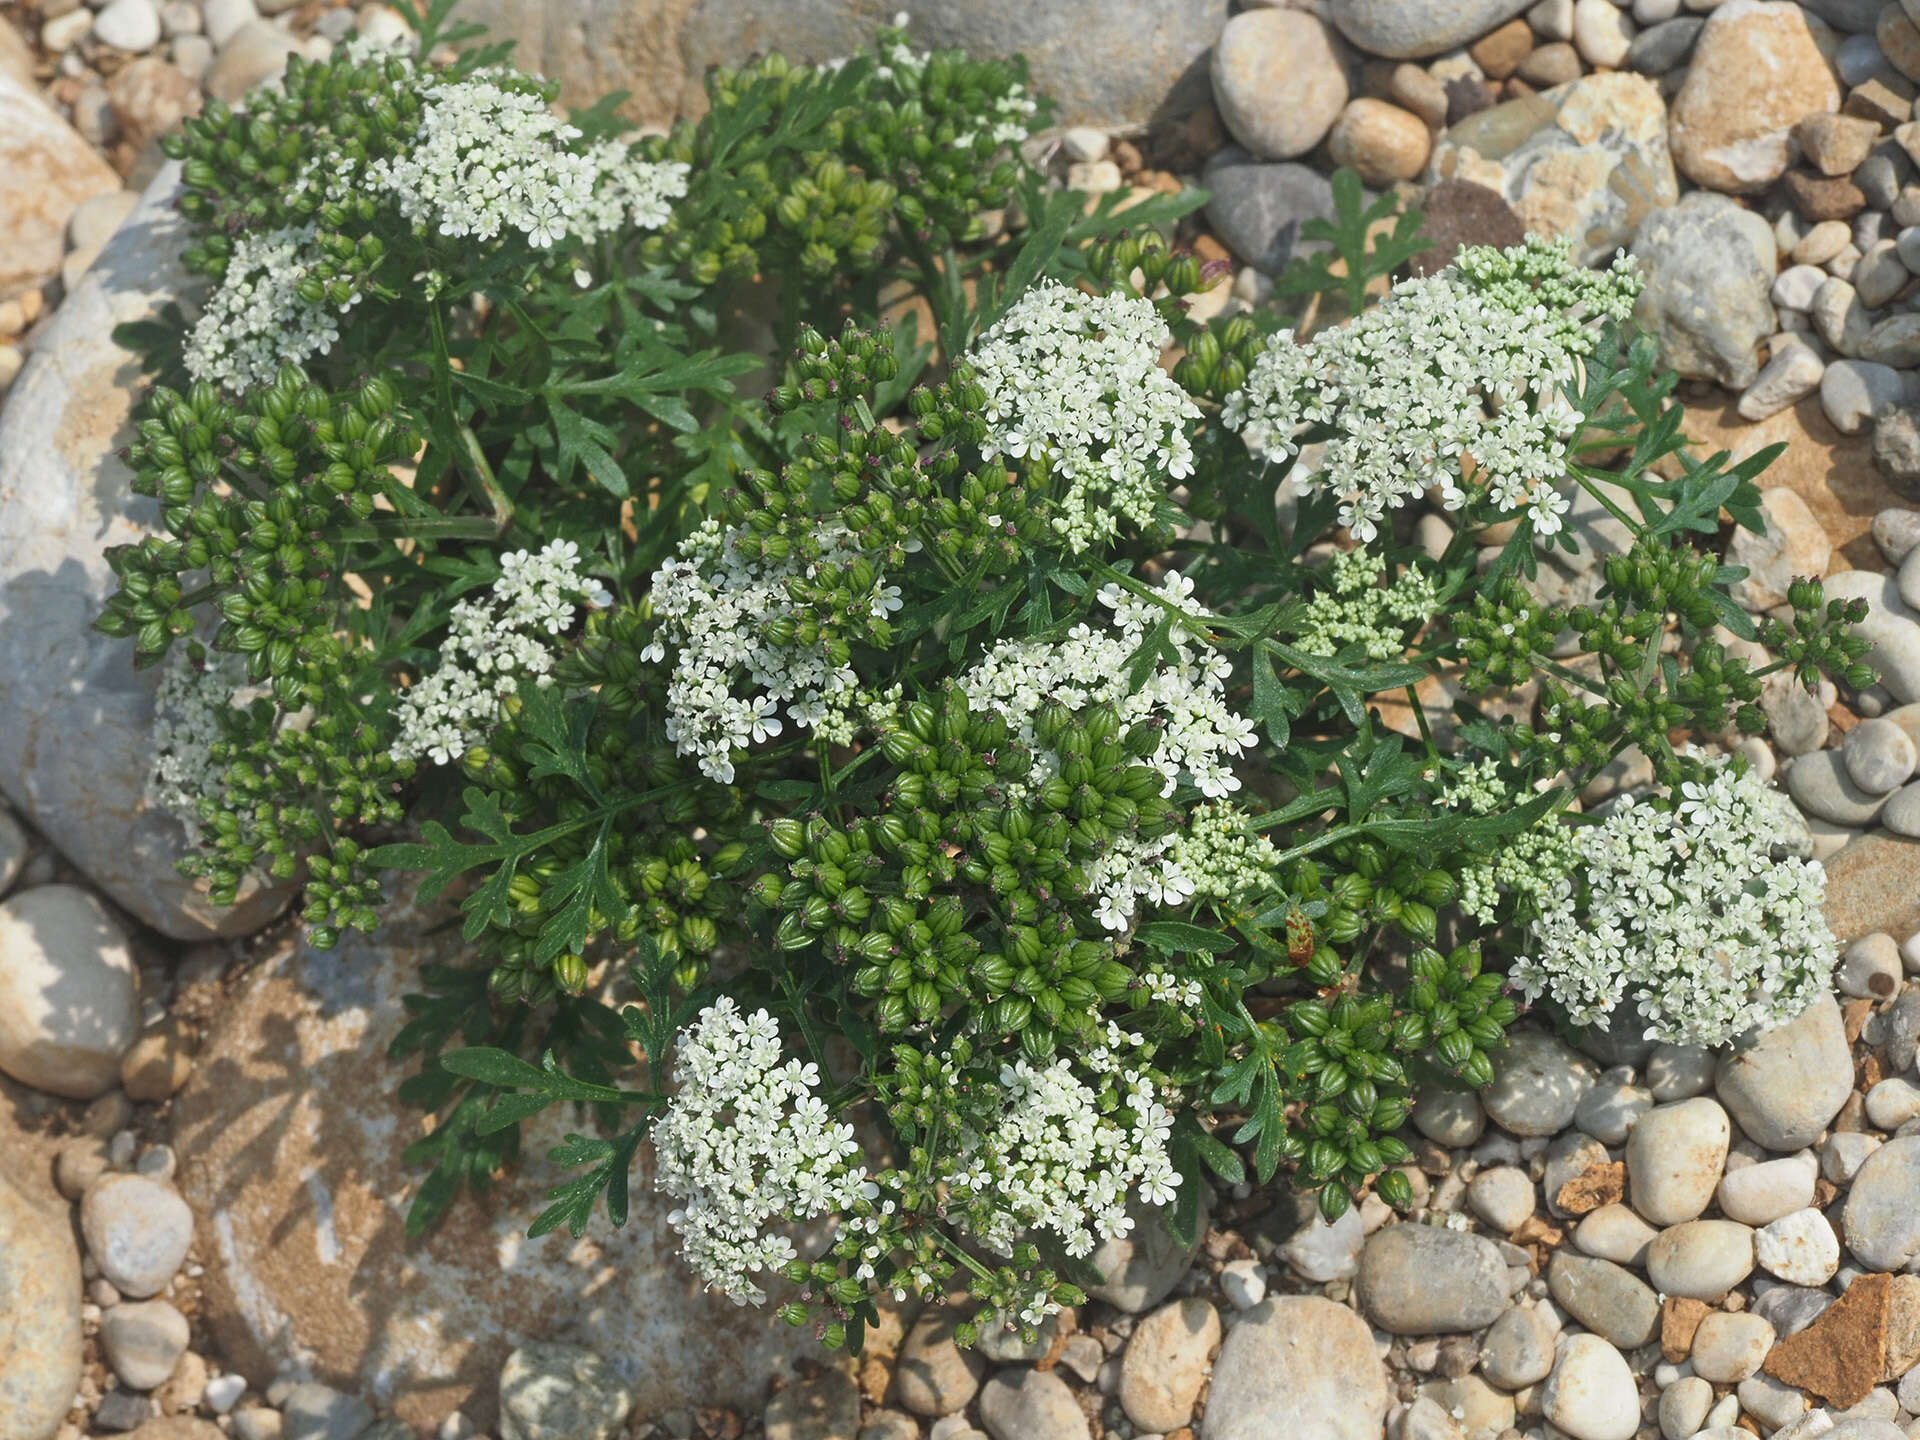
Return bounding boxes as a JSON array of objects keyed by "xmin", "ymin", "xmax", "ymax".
[{"xmin": 0, "ymin": 163, "xmax": 286, "ymax": 940}]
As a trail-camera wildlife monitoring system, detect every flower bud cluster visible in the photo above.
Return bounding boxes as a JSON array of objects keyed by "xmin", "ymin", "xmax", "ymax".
[{"xmin": 1293, "ymin": 547, "xmax": 1440, "ymax": 662}]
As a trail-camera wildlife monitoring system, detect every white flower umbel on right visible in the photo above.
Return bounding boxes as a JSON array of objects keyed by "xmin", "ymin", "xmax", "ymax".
[
  {"xmin": 1221, "ymin": 236, "xmax": 1640, "ymax": 544},
  {"xmin": 969, "ymin": 280, "xmax": 1200, "ymax": 552},
  {"xmin": 1511, "ymin": 760, "xmax": 1835, "ymax": 1047},
  {"xmin": 390, "ymin": 539, "xmax": 611, "ymax": 766},
  {"xmin": 652, "ymin": 998, "xmax": 872, "ymax": 1305},
  {"xmin": 942, "ymin": 1034, "xmax": 1179, "ymax": 1261}
]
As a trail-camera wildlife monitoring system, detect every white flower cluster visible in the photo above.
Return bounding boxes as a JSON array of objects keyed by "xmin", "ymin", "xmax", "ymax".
[
  {"xmin": 970, "ymin": 281, "xmax": 1200, "ymax": 552},
  {"xmin": 944, "ymin": 1036, "xmax": 1178, "ymax": 1261},
  {"xmin": 1511, "ymin": 760, "xmax": 1835, "ymax": 1047},
  {"xmin": 182, "ymin": 225, "xmax": 342, "ymax": 391},
  {"xmin": 368, "ymin": 74, "xmax": 688, "ymax": 249},
  {"xmin": 146, "ymin": 645, "xmax": 250, "ymax": 841},
  {"xmin": 1294, "ymin": 547, "xmax": 1440, "ymax": 661},
  {"xmin": 1165, "ymin": 801, "xmax": 1282, "ymax": 905},
  {"xmin": 1083, "ymin": 833, "xmax": 1194, "ymax": 933},
  {"xmin": 652, "ymin": 998, "xmax": 872, "ymax": 1306},
  {"xmin": 644, "ymin": 521, "xmax": 900, "ymax": 784},
  {"xmin": 184, "ymin": 68, "xmax": 685, "ymax": 390},
  {"xmin": 1442, "ymin": 760, "xmax": 1579, "ymax": 924},
  {"xmin": 960, "ymin": 573, "xmax": 1257, "ymax": 929},
  {"xmin": 1221, "ymin": 236, "xmax": 1640, "ymax": 544},
  {"xmin": 576, "ymin": 137, "xmax": 691, "ymax": 240},
  {"xmin": 390, "ymin": 539, "xmax": 611, "ymax": 766},
  {"xmin": 1136, "ymin": 967, "xmax": 1205, "ymax": 1015},
  {"xmin": 963, "ymin": 572, "xmax": 1253, "ymax": 801}
]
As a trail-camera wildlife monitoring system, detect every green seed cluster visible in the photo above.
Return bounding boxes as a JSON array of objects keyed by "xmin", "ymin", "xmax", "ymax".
[
  {"xmin": 461, "ymin": 711, "xmax": 744, "ymax": 1001},
  {"xmin": 100, "ymin": 367, "xmax": 413, "ymax": 693},
  {"xmin": 1453, "ymin": 578, "xmax": 1565, "ymax": 693},
  {"xmin": 754, "ymin": 693, "xmax": 1168, "ymax": 1062},
  {"xmin": 1282, "ymin": 940, "xmax": 1514, "ymax": 1220},
  {"xmin": 641, "ymin": 29, "xmax": 1035, "ymax": 284},
  {"xmin": 1285, "ymin": 842, "xmax": 1456, "ymax": 977},
  {"xmin": 721, "ymin": 321, "xmax": 1060, "ymax": 582},
  {"xmin": 97, "ymin": 366, "xmax": 419, "ymax": 939},
  {"xmin": 167, "ymin": 49, "xmax": 421, "ymax": 299},
  {"xmin": 1761, "ymin": 578, "xmax": 1875, "ymax": 694}
]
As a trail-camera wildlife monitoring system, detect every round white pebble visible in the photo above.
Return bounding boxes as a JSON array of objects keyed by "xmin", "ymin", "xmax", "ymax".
[{"xmin": 1754, "ymin": 1207, "xmax": 1841, "ymax": 1287}]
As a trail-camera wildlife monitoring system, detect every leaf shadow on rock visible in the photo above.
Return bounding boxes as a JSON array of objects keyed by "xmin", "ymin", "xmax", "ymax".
[{"xmin": 0, "ymin": 162, "xmax": 288, "ymax": 941}]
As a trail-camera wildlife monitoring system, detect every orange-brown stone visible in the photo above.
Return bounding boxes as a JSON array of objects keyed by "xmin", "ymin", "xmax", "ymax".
[
  {"xmin": 1662, "ymin": 1297, "xmax": 1710, "ymax": 1363},
  {"xmin": 1554, "ymin": 1162, "xmax": 1626, "ymax": 1217},
  {"xmin": 1764, "ymin": 1271, "xmax": 1890, "ymax": 1408}
]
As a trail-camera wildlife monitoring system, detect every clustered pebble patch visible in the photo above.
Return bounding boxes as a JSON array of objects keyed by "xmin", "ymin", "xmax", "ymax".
[{"xmin": 18, "ymin": 0, "xmax": 1920, "ymax": 1438}]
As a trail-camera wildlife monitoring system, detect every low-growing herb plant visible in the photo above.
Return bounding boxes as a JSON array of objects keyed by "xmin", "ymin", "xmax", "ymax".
[{"xmin": 102, "ymin": 5, "xmax": 1870, "ymax": 1351}]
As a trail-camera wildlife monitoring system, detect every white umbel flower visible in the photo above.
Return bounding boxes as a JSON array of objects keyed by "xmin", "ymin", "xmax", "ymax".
[
  {"xmin": 368, "ymin": 74, "xmax": 687, "ymax": 250},
  {"xmin": 390, "ymin": 539, "xmax": 610, "ymax": 766},
  {"xmin": 1222, "ymin": 236, "xmax": 1640, "ymax": 544},
  {"xmin": 1511, "ymin": 759, "xmax": 1836, "ymax": 1047},
  {"xmin": 969, "ymin": 281, "xmax": 1201, "ymax": 552},
  {"xmin": 145, "ymin": 645, "xmax": 252, "ymax": 841},
  {"xmin": 943, "ymin": 1038, "xmax": 1180, "ymax": 1260},
  {"xmin": 958, "ymin": 572, "xmax": 1256, "ymax": 928},
  {"xmin": 652, "ymin": 998, "xmax": 871, "ymax": 1305},
  {"xmin": 644, "ymin": 520, "xmax": 893, "ymax": 784},
  {"xmin": 182, "ymin": 225, "xmax": 342, "ymax": 391}
]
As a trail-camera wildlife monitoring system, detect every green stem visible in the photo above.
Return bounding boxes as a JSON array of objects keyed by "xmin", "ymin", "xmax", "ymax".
[
  {"xmin": 459, "ymin": 424, "xmax": 513, "ymax": 534},
  {"xmin": 336, "ymin": 514, "xmax": 507, "ymax": 542},
  {"xmin": 1568, "ymin": 464, "xmax": 1641, "ymax": 538}
]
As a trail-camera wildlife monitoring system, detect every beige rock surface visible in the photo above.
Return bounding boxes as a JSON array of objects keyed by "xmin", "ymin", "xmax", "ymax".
[{"xmin": 172, "ymin": 897, "xmax": 817, "ymax": 1431}]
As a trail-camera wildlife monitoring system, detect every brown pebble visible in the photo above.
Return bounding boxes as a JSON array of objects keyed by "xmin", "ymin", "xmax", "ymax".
[
  {"xmin": 1795, "ymin": 112, "xmax": 1883, "ymax": 177},
  {"xmin": 121, "ymin": 1017, "xmax": 193, "ymax": 1102},
  {"xmin": 1847, "ymin": 78, "xmax": 1915, "ymax": 129},
  {"xmin": 1518, "ymin": 41, "xmax": 1582, "ymax": 88},
  {"xmin": 1390, "ymin": 62, "xmax": 1449, "ymax": 131},
  {"xmin": 1554, "ymin": 1161, "xmax": 1626, "ymax": 1216},
  {"xmin": 1192, "ymin": 234, "xmax": 1231, "ymax": 264},
  {"xmin": 1784, "ymin": 168, "xmax": 1868, "ymax": 221},
  {"xmin": 1765, "ymin": 1270, "xmax": 1889, "ymax": 1408},
  {"xmin": 1327, "ymin": 98, "xmax": 1432, "ymax": 185},
  {"xmin": 1503, "ymin": 77, "xmax": 1535, "ymax": 101},
  {"xmin": 1470, "ymin": 17, "xmax": 1535, "ymax": 80},
  {"xmin": 1845, "ymin": 997, "xmax": 1875, "ymax": 1044},
  {"xmin": 1662, "ymin": 1296, "xmax": 1710, "ymax": 1363}
]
